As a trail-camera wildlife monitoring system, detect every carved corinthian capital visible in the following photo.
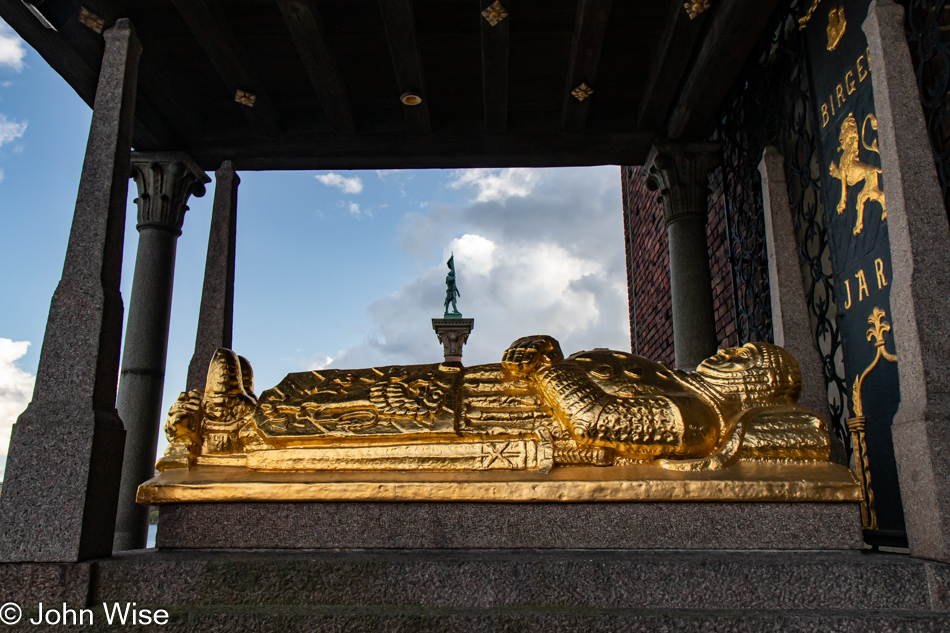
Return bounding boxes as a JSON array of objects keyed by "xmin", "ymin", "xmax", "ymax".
[
  {"xmin": 130, "ymin": 152, "xmax": 210, "ymax": 234},
  {"xmin": 644, "ymin": 141, "xmax": 722, "ymax": 227}
]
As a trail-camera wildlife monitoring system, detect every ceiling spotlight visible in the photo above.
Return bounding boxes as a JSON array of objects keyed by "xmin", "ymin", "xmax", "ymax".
[
  {"xmin": 400, "ymin": 93, "xmax": 423, "ymax": 107},
  {"xmin": 21, "ymin": 0, "xmax": 78, "ymax": 31}
]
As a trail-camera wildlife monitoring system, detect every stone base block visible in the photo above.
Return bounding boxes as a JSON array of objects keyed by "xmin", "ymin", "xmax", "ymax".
[
  {"xmin": 2, "ymin": 549, "xmax": 949, "ymax": 632},
  {"xmin": 156, "ymin": 501, "xmax": 863, "ymax": 550}
]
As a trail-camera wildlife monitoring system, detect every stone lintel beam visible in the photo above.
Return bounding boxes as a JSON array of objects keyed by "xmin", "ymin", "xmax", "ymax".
[
  {"xmin": 0, "ymin": 19, "xmax": 141, "ymax": 563},
  {"xmin": 130, "ymin": 152, "xmax": 209, "ymax": 235},
  {"xmin": 864, "ymin": 0, "xmax": 950, "ymax": 562},
  {"xmin": 644, "ymin": 140, "xmax": 721, "ymax": 370}
]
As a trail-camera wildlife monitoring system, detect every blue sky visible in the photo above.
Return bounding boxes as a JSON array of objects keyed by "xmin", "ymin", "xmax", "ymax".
[{"xmin": 0, "ymin": 20, "xmax": 630, "ymax": 479}]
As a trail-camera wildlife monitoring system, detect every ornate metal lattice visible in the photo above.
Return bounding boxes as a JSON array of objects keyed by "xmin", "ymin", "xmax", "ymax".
[
  {"xmin": 902, "ymin": 0, "xmax": 950, "ymax": 218},
  {"xmin": 715, "ymin": 105, "xmax": 774, "ymax": 346},
  {"xmin": 713, "ymin": 2, "xmax": 851, "ymax": 455},
  {"xmin": 712, "ymin": 9, "xmax": 794, "ymax": 347}
]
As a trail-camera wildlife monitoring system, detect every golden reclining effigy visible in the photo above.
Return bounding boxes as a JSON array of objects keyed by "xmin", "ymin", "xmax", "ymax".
[{"xmin": 138, "ymin": 335, "xmax": 859, "ymax": 503}]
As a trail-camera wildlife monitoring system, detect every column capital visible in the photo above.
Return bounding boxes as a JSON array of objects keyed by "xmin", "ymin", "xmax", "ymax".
[
  {"xmin": 130, "ymin": 152, "xmax": 210, "ymax": 234},
  {"xmin": 432, "ymin": 318, "xmax": 474, "ymax": 364},
  {"xmin": 644, "ymin": 140, "xmax": 722, "ymax": 227}
]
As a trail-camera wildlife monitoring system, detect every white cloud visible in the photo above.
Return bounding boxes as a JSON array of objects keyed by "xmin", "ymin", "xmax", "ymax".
[
  {"xmin": 0, "ymin": 168, "xmax": 4, "ymax": 183},
  {"xmin": 0, "ymin": 339, "xmax": 35, "ymax": 481},
  {"xmin": 304, "ymin": 352, "xmax": 338, "ymax": 371},
  {"xmin": 314, "ymin": 166, "xmax": 630, "ymax": 371},
  {"xmin": 449, "ymin": 168, "xmax": 542, "ymax": 203},
  {"xmin": 0, "ymin": 22, "xmax": 25, "ymax": 72},
  {"xmin": 447, "ymin": 234, "xmax": 497, "ymax": 276},
  {"xmin": 348, "ymin": 202, "xmax": 361, "ymax": 215},
  {"xmin": 315, "ymin": 172, "xmax": 363, "ymax": 194},
  {"xmin": 0, "ymin": 113, "xmax": 26, "ymax": 148}
]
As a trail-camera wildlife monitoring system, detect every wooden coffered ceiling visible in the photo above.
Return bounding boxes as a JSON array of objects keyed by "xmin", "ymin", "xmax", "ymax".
[{"xmin": 2, "ymin": 0, "xmax": 779, "ymax": 170}]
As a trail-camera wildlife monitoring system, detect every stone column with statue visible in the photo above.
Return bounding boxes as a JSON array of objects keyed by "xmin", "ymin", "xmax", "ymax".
[{"xmin": 432, "ymin": 254, "xmax": 474, "ymax": 364}]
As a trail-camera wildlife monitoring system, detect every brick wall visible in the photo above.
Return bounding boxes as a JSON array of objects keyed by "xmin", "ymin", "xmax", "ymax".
[
  {"xmin": 621, "ymin": 166, "xmax": 674, "ymax": 367},
  {"xmin": 621, "ymin": 166, "xmax": 738, "ymax": 367},
  {"xmin": 707, "ymin": 166, "xmax": 739, "ymax": 350}
]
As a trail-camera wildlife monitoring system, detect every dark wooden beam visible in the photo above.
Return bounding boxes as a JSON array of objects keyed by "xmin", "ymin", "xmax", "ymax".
[
  {"xmin": 378, "ymin": 0, "xmax": 431, "ymax": 134},
  {"xmin": 480, "ymin": 0, "xmax": 510, "ymax": 133},
  {"xmin": 276, "ymin": 0, "xmax": 356, "ymax": 135},
  {"xmin": 636, "ymin": 2, "xmax": 707, "ymax": 130},
  {"xmin": 561, "ymin": 0, "xmax": 613, "ymax": 132},
  {"xmin": 84, "ymin": 0, "xmax": 203, "ymax": 142},
  {"xmin": 63, "ymin": 14, "xmax": 182, "ymax": 150},
  {"xmin": 170, "ymin": 0, "xmax": 281, "ymax": 138},
  {"xmin": 0, "ymin": 3, "xmax": 99, "ymax": 106},
  {"xmin": 0, "ymin": 1, "xmax": 177, "ymax": 149},
  {"xmin": 187, "ymin": 129, "xmax": 661, "ymax": 170},
  {"xmin": 666, "ymin": 0, "xmax": 780, "ymax": 139}
]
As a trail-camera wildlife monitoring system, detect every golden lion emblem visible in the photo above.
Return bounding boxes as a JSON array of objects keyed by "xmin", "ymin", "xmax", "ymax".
[{"xmin": 829, "ymin": 112, "xmax": 886, "ymax": 236}]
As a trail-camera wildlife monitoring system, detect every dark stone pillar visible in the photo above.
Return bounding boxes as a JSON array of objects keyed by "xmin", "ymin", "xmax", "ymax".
[
  {"xmin": 645, "ymin": 141, "xmax": 722, "ymax": 370},
  {"xmin": 864, "ymin": 0, "xmax": 950, "ymax": 562},
  {"xmin": 113, "ymin": 153, "xmax": 208, "ymax": 551},
  {"xmin": 0, "ymin": 20, "xmax": 140, "ymax": 562},
  {"xmin": 186, "ymin": 161, "xmax": 239, "ymax": 392}
]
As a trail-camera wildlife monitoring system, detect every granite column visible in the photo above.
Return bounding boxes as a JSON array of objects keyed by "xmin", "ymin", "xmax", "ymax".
[
  {"xmin": 645, "ymin": 141, "xmax": 722, "ymax": 370},
  {"xmin": 863, "ymin": 0, "xmax": 950, "ymax": 561},
  {"xmin": 758, "ymin": 146, "xmax": 848, "ymax": 468},
  {"xmin": 113, "ymin": 153, "xmax": 208, "ymax": 551},
  {"xmin": 758, "ymin": 146, "xmax": 829, "ymax": 418},
  {"xmin": 186, "ymin": 161, "xmax": 239, "ymax": 392},
  {"xmin": 0, "ymin": 20, "xmax": 140, "ymax": 562}
]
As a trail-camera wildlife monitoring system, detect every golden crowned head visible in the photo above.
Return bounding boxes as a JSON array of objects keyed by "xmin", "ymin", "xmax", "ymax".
[
  {"xmin": 695, "ymin": 342, "xmax": 801, "ymax": 407},
  {"xmin": 205, "ymin": 349, "xmax": 248, "ymax": 400}
]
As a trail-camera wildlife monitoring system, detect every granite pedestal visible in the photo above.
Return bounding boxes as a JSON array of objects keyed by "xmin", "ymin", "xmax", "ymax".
[
  {"xmin": 140, "ymin": 460, "xmax": 864, "ymax": 550},
  {"xmin": 2, "ymin": 549, "xmax": 949, "ymax": 631},
  {"xmin": 156, "ymin": 500, "xmax": 863, "ymax": 550}
]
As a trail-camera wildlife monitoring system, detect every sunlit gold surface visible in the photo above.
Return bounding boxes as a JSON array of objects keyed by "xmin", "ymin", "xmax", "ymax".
[
  {"xmin": 830, "ymin": 112, "xmax": 886, "ymax": 235},
  {"xmin": 138, "ymin": 461, "xmax": 860, "ymax": 504},
  {"xmin": 144, "ymin": 334, "xmax": 854, "ymax": 503},
  {"xmin": 246, "ymin": 432, "xmax": 554, "ymax": 473}
]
